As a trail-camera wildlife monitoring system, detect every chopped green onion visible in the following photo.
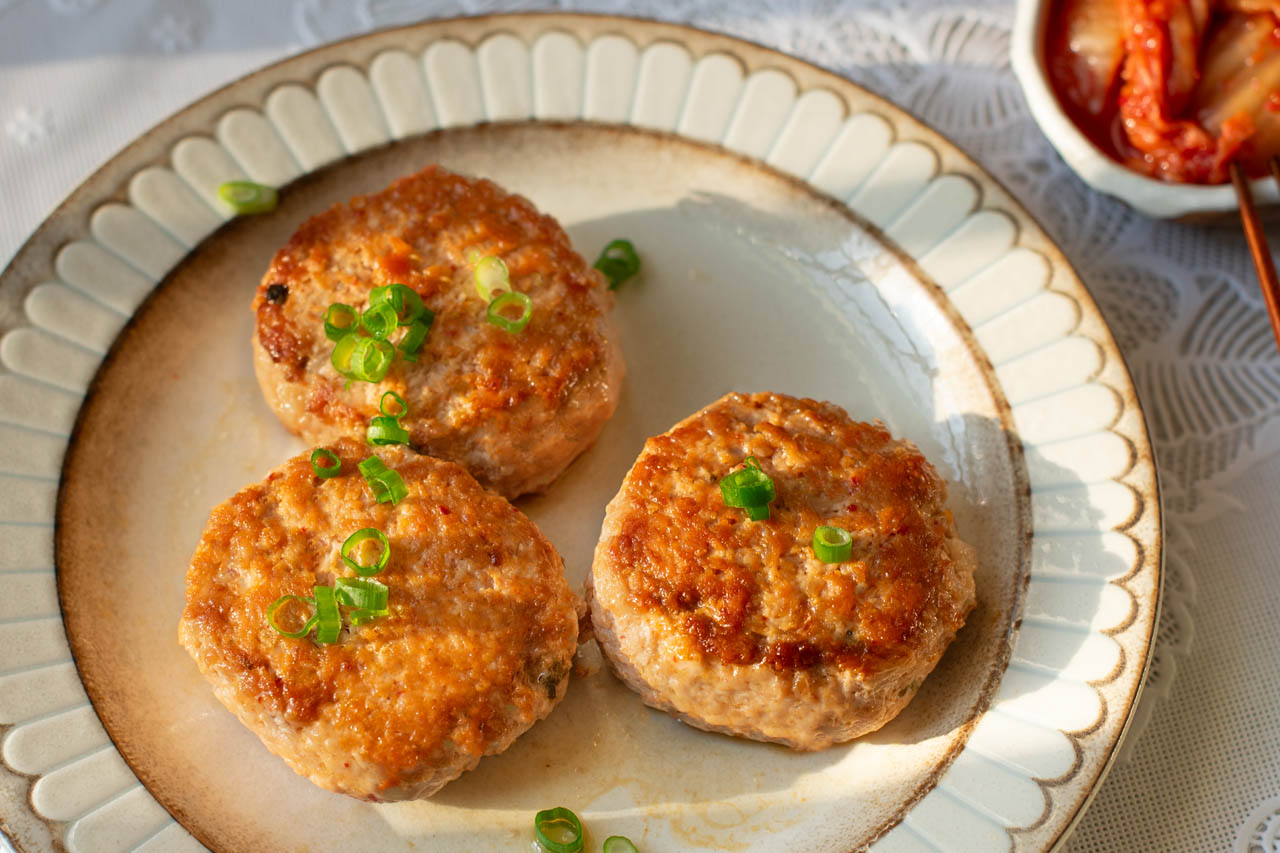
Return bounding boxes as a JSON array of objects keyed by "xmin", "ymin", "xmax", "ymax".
[
  {"xmin": 367, "ymin": 415, "xmax": 411, "ymax": 446},
  {"xmin": 348, "ymin": 608, "xmax": 385, "ymax": 626},
  {"xmin": 380, "ymin": 390, "xmax": 407, "ymax": 419},
  {"xmin": 473, "ymin": 255, "xmax": 511, "ymax": 301},
  {"xmin": 397, "ymin": 315, "xmax": 433, "ymax": 361},
  {"xmin": 348, "ymin": 337, "xmax": 395, "ymax": 382},
  {"xmin": 602, "ymin": 837, "xmax": 639, "ymax": 853},
  {"xmin": 323, "ymin": 303, "xmax": 358, "ymax": 341},
  {"xmin": 312, "ymin": 584, "xmax": 342, "ymax": 644},
  {"xmin": 338, "ymin": 575, "xmax": 391, "ymax": 626},
  {"xmin": 719, "ymin": 456, "xmax": 775, "ymax": 520},
  {"xmin": 330, "ymin": 330, "xmax": 361, "ymax": 376},
  {"xmin": 358, "ymin": 455, "xmax": 409, "ymax": 504},
  {"xmin": 813, "ymin": 525, "xmax": 853, "ymax": 563},
  {"xmin": 487, "ymin": 291, "xmax": 533, "ymax": 334},
  {"xmin": 341, "ymin": 528, "xmax": 390, "ymax": 577},
  {"xmin": 310, "ymin": 448, "xmax": 341, "ymax": 478},
  {"xmin": 370, "ymin": 284, "xmax": 426, "ymax": 325},
  {"xmin": 594, "ymin": 239, "xmax": 641, "ymax": 289},
  {"xmin": 335, "ymin": 577, "xmax": 389, "ymax": 612},
  {"xmin": 218, "ymin": 180, "xmax": 278, "ymax": 215},
  {"xmin": 266, "ymin": 594, "xmax": 317, "ymax": 638},
  {"xmin": 360, "ymin": 302, "xmax": 399, "ymax": 340},
  {"xmin": 534, "ymin": 807, "xmax": 584, "ymax": 853}
]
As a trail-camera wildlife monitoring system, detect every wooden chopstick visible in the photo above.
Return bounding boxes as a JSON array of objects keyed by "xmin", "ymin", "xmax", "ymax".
[{"xmin": 1232, "ymin": 159, "xmax": 1280, "ymax": 354}]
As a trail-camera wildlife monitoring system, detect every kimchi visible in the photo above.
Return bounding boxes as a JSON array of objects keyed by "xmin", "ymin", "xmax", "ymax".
[{"xmin": 1048, "ymin": 0, "xmax": 1280, "ymax": 183}]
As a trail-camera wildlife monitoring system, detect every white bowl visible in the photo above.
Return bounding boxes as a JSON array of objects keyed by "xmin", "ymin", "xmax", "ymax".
[{"xmin": 1011, "ymin": 0, "xmax": 1278, "ymax": 219}]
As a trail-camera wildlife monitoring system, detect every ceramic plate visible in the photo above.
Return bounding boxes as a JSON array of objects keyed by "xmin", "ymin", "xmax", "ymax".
[{"xmin": 0, "ymin": 14, "xmax": 1160, "ymax": 853}]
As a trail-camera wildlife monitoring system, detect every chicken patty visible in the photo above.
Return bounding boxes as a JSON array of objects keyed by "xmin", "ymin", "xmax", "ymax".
[
  {"xmin": 588, "ymin": 392, "xmax": 977, "ymax": 750},
  {"xmin": 252, "ymin": 165, "xmax": 625, "ymax": 498},
  {"xmin": 178, "ymin": 439, "xmax": 581, "ymax": 800}
]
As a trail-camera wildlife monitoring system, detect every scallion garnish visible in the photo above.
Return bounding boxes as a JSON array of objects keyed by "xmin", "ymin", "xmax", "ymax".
[
  {"xmin": 812, "ymin": 525, "xmax": 853, "ymax": 563},
  {"xmin": 602, "ymin": 837, "xmax": 639, "ymax": 853},
  {"xmin": 380, "ymin": 390, "xmax": 407, "ymax": 419},
  {"xmin": 335, "ymin": 576, "xmax": 389, "ymax": 612},
  {"xmin": 337, "ymin": 576, "xmax": 390, "ymax": 626},
  {"xmin": 310, "ymin": 448, "xmax": 341, "ymax": 478},
  {"xmin": 473, "ymin": 255, "xmax": 511, "ymax": 301},
  {"xmin": 312, "ymin": 584, "xmax": 342, "ymax": 644},
  {"xmin": 398, "ymin": 316, "xmax": 433, "ymax": 361},
  {"xmin": 487, "ymin": 291, "xmax": 533, "ymax": 334},
  {"xmin": 358, "ymin": 455, "xmax": 408, "ymax": 504},
  {"xmin": 719, "ymin": 456, "xmax": 776, "ymax": 520},
  {"xmin": 534, "ymin": 807, "xmax": 584, "ymax": 853},
  {"xmin": 341, "ymin": 528, "xmax": 390, "ymax": 577},
  {"xmin": 330, "ymin": 331, "xmax": 361, "ymax": 376},
  {"xmin": 594, "ymin": 239, "xmax": 641, "ymax": 289},
  {"xmin": 323, "ymin": 303, "xmax": 358, "ymax": 341},
  {"xmin": 218, "ymin": 180, "xmax": 278, "ymax": 215},
  {"xmin": 266, "ymin": 594, "xmax": 317, "ymax": 638},
  {"xmin": 370, "ymin": 284, "xmax": 426, "ymax": 325},
  {"xmin": 360, "ymin": 302, "xmax": 399, "ymax": 340},
  {"xmin": 348, "ymin": 337, "xmax": 395, "ymax": 382},
  {"xmin": 367, "ymin": 415, "xmax": 410, "ymax": 446}
]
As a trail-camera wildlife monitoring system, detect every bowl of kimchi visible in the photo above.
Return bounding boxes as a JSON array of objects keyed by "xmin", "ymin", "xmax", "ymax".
[{"xmin": 1012, "ymin": 0, "xmax": 1280, "ymax": 219}]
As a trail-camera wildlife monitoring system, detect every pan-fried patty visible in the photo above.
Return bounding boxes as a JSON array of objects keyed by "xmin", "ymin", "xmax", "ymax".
[
  {"xmin": 178, "ymin": 440, "xmax": 581, "ymax": 801},
  {"xmin": 588, "ymin": 392, "xmax": 976, "ymax": 750},
  {"xmin": 252, "ymin": 165, "xmax": 625, "ymax": 498}
]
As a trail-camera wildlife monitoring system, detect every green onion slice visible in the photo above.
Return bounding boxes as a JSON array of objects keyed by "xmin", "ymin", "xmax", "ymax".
[
  {"xmin": 487, "ymin": 291, "xmax": 533, "ymax": 334},
  {"xmin": 358, "ymin": 455, "xmax": 409, "ymax": 504},
  {"xmin": 312, "ymin": 584, "xmax": 342, "ymax": 644},
  {"xmin": 360, "ymin": 302, "xmax": 399, "ymax": 341},
  {"xmin": 348, "ymin": 337, "xmax": 395, "ymax": 382},
  {"xmin": 594, "ymin": 239, "xmax": 641, "ymax": 289},
  {"xmin": 310, "ymin": 448, "xmax": 341, "ymax": 478},
  {"xmin": 380, "ymin": 390, "xmax": 408, "ymax": 419},
  {"xmin": 367, "ymin": 415, "xmax": 411, "ymax": 446},
  {"xmin": 266, "ymin": 595, "xmax": 317, "ymax": 638},
  {"xmin": 533, "ymin": 807, "xmax": 584, "ymax": 853},
  {"xmin": 602, "ymin": 837, "xmax": 639, "ymax": 853},
  {"xmin": 719, "ymin": 456, "xmax": 776, "ymax": 519},
  {"xmin": 323, "ymin": 303, "xmax": 358, "ymax": 341},
  {"xmin": 397, "ymin": 315, "xmax": 433, "ymax": 361},
  {"xmin": 813, "ymin": 525, "xmax": 853, "ymax": 563},
  {"xmin": 348, "ymin": 608, "xmax": 386, "ymax": 626},
  {"xmin": 218, "ymin": 180, "xmax": 278, "ymax": 215},
  {"xmin": 473, "ymin": 255, "xmax": 511, "ymax": 301},
  {"xmin": 341, "ymin": 528, "xmax": 390, "ymax": 577},
  {"xmin": 335, "ymin": 577, "xmax": 389, "ymax": 611},
  {"xmin": 370, "ymin": 284, "xmax": 426, "ymax": 325},
  {"xmin": 330, "ymin": 330, "xmax": 361, "ymax": 376}
]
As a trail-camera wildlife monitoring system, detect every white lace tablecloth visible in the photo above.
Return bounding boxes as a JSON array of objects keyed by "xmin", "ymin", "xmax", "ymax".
[{"xmin": 2, "ymin": 1, "xmax": 1277, "ymax": 851}]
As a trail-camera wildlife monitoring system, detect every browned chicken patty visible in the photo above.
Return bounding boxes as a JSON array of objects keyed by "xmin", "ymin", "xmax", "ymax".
[
  {"xmin": 178, "ymin": 439, "xmax": 581, "ymax": 801},
  {"xmin": 588, "ymin": 392, "xmax": 977, "ymax": 750},
  {"xmin": 252, "ymin": 165, "xmax": 625, "ymax": 499}
]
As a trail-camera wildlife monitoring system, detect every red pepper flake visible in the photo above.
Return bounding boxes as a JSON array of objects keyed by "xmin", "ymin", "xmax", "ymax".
[
  {"xmin": 438, "ymin": 505, "xmax": 451, "ymax": 515},
  {"xmin": 847, "ymin": 504, "xmax": 859, "ymax": 513}
]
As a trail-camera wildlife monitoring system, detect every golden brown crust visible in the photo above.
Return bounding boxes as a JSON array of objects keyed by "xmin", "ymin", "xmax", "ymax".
[
  {"xmin": 588, "ymin": 392, "xmax": 977, "ymax": 749},
  {"xmin": 602, "ymin": 392, "xmax": 971, "ymax": 675},
  {"xmin": 250, "ymin": 165, "xmax": 624, "ymax": 498},
  {"xmin": 178, "ymin": 440, "xmax": 580, "ymax": 799}
]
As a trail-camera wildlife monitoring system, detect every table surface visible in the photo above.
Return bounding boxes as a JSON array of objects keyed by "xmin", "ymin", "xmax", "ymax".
[{"xmin": 1, "ymin": 1, "xmax": 1277, "ymax": 852}]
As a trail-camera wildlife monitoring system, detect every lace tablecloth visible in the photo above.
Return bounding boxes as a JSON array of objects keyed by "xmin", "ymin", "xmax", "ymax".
[{"xmin": 2, "ymin": 1, "xmax": 1277, "ymax": 851}]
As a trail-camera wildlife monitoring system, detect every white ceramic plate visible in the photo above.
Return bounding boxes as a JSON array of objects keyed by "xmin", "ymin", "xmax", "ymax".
[{"xmin": 0, "ymin": 14, "xmax": 1160, "ymax": 853}]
